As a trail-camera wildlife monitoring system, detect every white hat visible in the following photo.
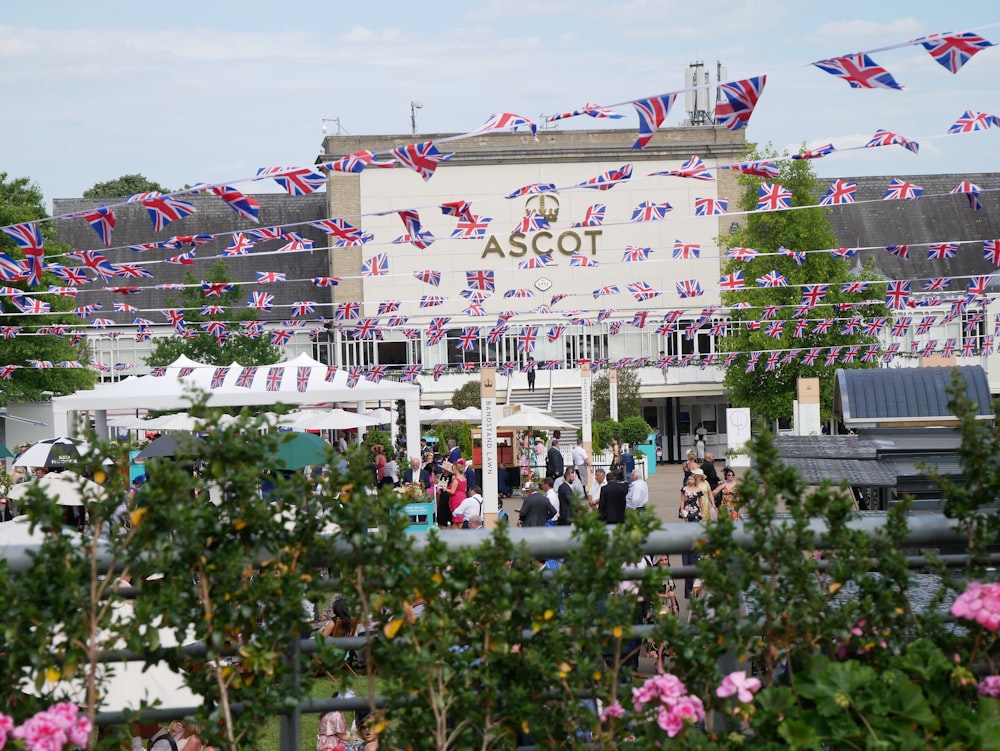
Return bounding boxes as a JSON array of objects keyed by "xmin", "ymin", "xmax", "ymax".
[{"xmin": 691, "ymin": 468, "xmax": 705, "ymax": 476}]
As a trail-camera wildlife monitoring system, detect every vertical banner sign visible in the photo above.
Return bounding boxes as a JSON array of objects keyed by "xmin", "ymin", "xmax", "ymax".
[
  {"xmin": 481, "ymin": 367, "xmax": 498, "ymax": 521},
  {"xmin": 609, "ymin": 368, "xmax": 619, "ymax": 422},
  {"xmin": 580, "ymin": 363, "xmax": 593, "ymax": 449}
]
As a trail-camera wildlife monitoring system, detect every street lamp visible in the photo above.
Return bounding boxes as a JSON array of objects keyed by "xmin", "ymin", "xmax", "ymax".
[{"xmin": 410, "ymin": 101, "xmax": 423, "ymax": 136}]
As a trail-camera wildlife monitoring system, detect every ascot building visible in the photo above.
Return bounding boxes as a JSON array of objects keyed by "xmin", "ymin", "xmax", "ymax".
[{"xmin": 317, "ymin": 126, "xmax": 746, "ymax": 462}]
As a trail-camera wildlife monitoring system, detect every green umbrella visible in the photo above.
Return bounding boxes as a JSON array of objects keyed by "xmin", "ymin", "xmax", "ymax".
[
  {"xmin": 0, "ymin": 445, "xmax": 13, "ymax": 458},
  {"xmin": 271, "ymin": 432, "xmax": 329, "ymax": 470}
]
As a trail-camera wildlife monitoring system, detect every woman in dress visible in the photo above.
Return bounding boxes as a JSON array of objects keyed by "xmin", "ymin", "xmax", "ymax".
[
  {"xmin": 447, "ymin": 459, "xmax": 469, "ymax": 527},
  {"xmin": 681, "ymin": 449, "xmax": 701, "ymax": 486},
  {"xmin": 608, "ymin": 436, "xmax": 625, "ymax": 476},
  {"xmin": 679, "ymin": 470, "xmax": 712, "ymax": 599},
  {"xmin": 531, "ymin": 439, "xmax": 545, "ymax": 480},
  {"xmin": 315, "ymin": 692, "xmax": 351, "ymax": 751},
  {"xmin": 713, "ymin": 467, "xmax": 741, "ymax": 520}
]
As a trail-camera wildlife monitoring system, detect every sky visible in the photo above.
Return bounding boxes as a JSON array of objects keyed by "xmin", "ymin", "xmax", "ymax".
[{"xmin": 2, "ymin": 1, "xmax": 999, "ymax": 209}]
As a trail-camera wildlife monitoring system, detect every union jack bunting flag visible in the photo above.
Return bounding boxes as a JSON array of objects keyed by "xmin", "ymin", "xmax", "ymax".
[
  {"xmin": 781, "ymin": 350, "xmax": 799, "ymax": 365},
  {"xmin": 882, "ymin": 344, "xmax": 900, "ymax": 362},
  {"xmin": 800, "ymin": 284, "xmax": 829, "ymax": 307},
  {"xmin": 475, "ymin": 112, "xmax": 538, "ymax": 137},
  {"xmin": 962, "ymin": 339, "xmax": 978, "ymax": 357},
  {"xmin": 466, "ymin": 270, "xmax": 496, "ymax": 291},
  {"xmin": 3, "ymin": 222, "xmax": 44, "ymax": 285},
  {"xmin": 277, "ymin": 237, "xmax": 313, "ymax": 253},
  {"xmin": 324, "ymin": 149, "xmax": 394, "ymax": 174},
  {"xmin": 256, "ymin": 166, "xmax": 326, "ymax": 196},
  {"xmin": 825, "ymin": 348, "xmax": 843, "ymax": 366},
  {"xmin": 235, "ymin": 366, "xmax": 257, "ymax": 388},
  {"xmin": 44, "ymin": 285, "xmax": 76, "ymax": 298},
  {"xmin": 756, "ymin": 270, "xmax": 788, "ymax": 288},
  {"xmin": 377, "ymin": 300, "xmax": 401, "ymax": 315},
  {"xmin": 800, "ymin": 349, "xmax": 821, "ymax": 367},
  {"xmin": 111, "ymin": 263, "xmax": 152, "ymax": 279},
  {"xmin": 512, "ymin": 213, "xmax": 550, "ymax": 233},
  {"xmin": 723, "ymin": 160, "xmax": 779, "ymax": 179},
  {"xmin": 367, "ymin": 365, "xmax": 387, "ymax": 382},
  {"xmin": 865, "ymin": 129, "xmax": 919, "ymax": 153},
  {"xmin": 207, "ymin": 185, "xmax": 260, "ymax": 221},
  {"xmin": 248, "ymin": 291, "xmax": 274, "ymax": 311},
  {"xmin": 714, "ymin": 75, "xmax": 767, "ymax": 131},
  {"xmin": 661, "ymin": 155, "xmax": 715, "ymax": 181},
  {"xmin": 210, "ymin": 367, "xmax": 228, "ymax": 389},
  {"xmin": 400, "ymin": 364, "xmax": 421, "ymax": 383},
  {"xmin": 813, "ymin": 53, "xmax": 904, "ymax": 90},
  {"xmin": 506, "ymin": 183, "xmax": 558, "ymax": 199},
  {"xmin": 622, "ymin": 246, "xmax": 651, "ymax": 262},
  {"xmin": 546, "ymin": 325, "xmax": 567, "ymax": 342},
  {"xmin": 727, "ymin": 247, "xmax": 758, "ymax": 261},
  {"xmin": 672, "ymin": 241, "xmax": 700, "ymax": 259},
  {"xmin": 486, "ymin": 326, "xmax": 508, "ymax": 344},
  {"xmin": 885, "ymin": 280, "xmax": 911, "ymax": 309},
  {"xmin": 464, "ymin": 303, "xmax": 486, "ymax": 317},
  {"xmin": 694, "ymin": 197, "xmax": 727, "ymax": 216},
  {"xmin": 570, "ymin": 254, "xmax": 599, "ymax": 267},
  {"xmin": 842, "ymin": 346, "xmax": 861, "ymax": 363},
  {"xmin": 967, "ymin": 276, "xmax": 991, "ymax": 297},
  {"xmin": 413, "ymin": 268, "xmax": 442, "ymax": 286},
  {"xmin": 830, "ymin": 247, "xmax": 858, "ymax": 258},
  {"xmin": 397, "ymin": 209, "xmax": 434, "ymax": 249},
  {"xmin": 675, "ymin": 279, "xmax": 703, "ymax": 299},
  {"xmin": 757, "ymin": 183, "xmax": 791, "ymax": 211},
  {"xmin": 456, "ymin": 327, "xmax": 479, "ymax": 351},
  {"xmin": 608, "ymin": 321, "xmax": 622, "ymax": 335},
  {"xmin": 203, "ymin": 321, "xmax": 227, "ymax": 337},
  {"xmin": 517, "ymin": 326, "xmax": 538, "ymax": 353},
  {"xmin": 451, "ymin": 214, "xmax": 492, "ymax": 239},
  {"xmin": 630, "ymin": 201, "xmax": 672, "ymax": 222},
  {"xmin": 923, "ymin": 277, "xmax": 952, "ymax": 291},
  {"xmin": 256, "ymin": 271, "xmax": 287, "ymax": 284},
  {"xmin": 820, "ymin": 179, "xmax": 857, "ymax": 206},
  {"xmin": 764, "ymin": 321, "xmax": 784, "ymax": 339},
  {"xmin": 309, "ymin": 218, "xmax": 364, "ymax": 245},
  {"xmin": 841, "ymin": 281, "xmax": 870, "ymax": 293},
  {"xmin": 221, "ymin": 233, "xmax": 255, "ymax": 256},
  {"xmin": 891, "ymin": 316, "xmax": 912, "ymax": 336},
  {"xmin": 46, "ymin": 266, "xmax": 88, "ymax": 285},
  {"xmin": 719, "ymin": 271, "xmax": 745, "ymax": 291},
  {"xmin": 792, "ymin": 320, "xmax": 809, "ymax": 338},
  {"xmin": 545, "ymin": 102, "xmax": 624, "ymax": 122},
  {"xmin": 391, "ymin": 141, "xmax": 451, "ymax": 181},
  {"xmin": 884, "ymin": 178, "xmax": 923, "ymax": 200},
  {"xmin": 927, "ymin": 243, "xmax": 958, "ymax": 259},
  {"xmin": 352, "ymin": 318, "xmax": 381, "ymax": 339},
  {"xmin": 161, "ymin": 309, "xmax": 186, "ymax": 326},
  {"xmin": 517, "ymin": 254, "xmax": 552, "ymax": 269},
  {"xmin": 324, "ymin": 365, "xmax": 338, "ymax": 382},
  {"xmin": 148, "ymin": 367, "xmax": 167, "ymax": 380},
  {"xmin": 270, "ymin": 329, "xmax": 294, "ymax": 346},
  {"xmin": 571, "ymin": 204, "xmax": 607, "ymax": 227},
  {"xmin": 311, "ymin": 276, "xmax": 341, "ymax": 288},
  {"xmin": 745, "ymin": 352, "xmax": 761, "ymax": 372},
  {"xmin": 920, "ymin": 341, "xmax": 938, "ymax": 358},
  {"xmin": 885, "ymin": 244, "xmax": 910, "ymax": 259},
  {"xmin": 593, "ymin": 285, "xmax": 619, "ymax": 299},
  {"xmin": 361, "ymin": 253, "xmax": 389, "ymax": 277},
  {"xmin": 440, "ymin": 199, "xmax": 472, "ymax": 219},
  {"xmin": 864, "ymin": 319, "xmax": 887, "ymax": 336},
  {"xmin": 916, "ymin": 316, "xmax": 937, "ymax": 335},
  {"xmin": 291, "ymin": 301, "xmax": 316, "ymax": 317},
  {"xmin": 627, "ymin": 281, "xmax": 661, "ymax": 301},
  {"xmin": 722, "ymin": 352, "xmax": 739, "ymax": 368},
  {"xmin": 983, "ymin": 240, "xmax": 1000, "ymax": 266},
  {"xmin": 141, "ymin": 195, "xmax": 197, "ymax": 232},
  {"xmin": 504, "ymin": 288, "xmax": 535, "ymax": 299},
  {"xmin": 112, "ymin": 302, "xmax": 138, "ymax": 313},
  {"xmin": 951, "ymin": 181, "xmax": 983, "ymax": 210},
  {"xmin": 941, "ymin": 339, "xmax": 958, "ymax": 358},
  {"xmin": 915, "ymin": 31, "xmax": 995, "ymax": 73},
  {"xmin": 81, "ymin": 206, "xmax": 116, "ymax": 246},
  {"xmin": 429, "ymin": 316, "xmax": 453, "ymax": 331},
  {"xmin": 760, "ymin": 306, "xmax": 779, "ymax": 320},
  {"xmin": 841, "ymin": 317, "xmax": 862, "ymax": 335},
  {"xmin": 294, "ymin": 366, "xmax": 310, "ymax": 393},
  {"xmin": 460, "ymin": 290, "xmax": 490, "ymax": 303},
  {"xmin": 386, "ymin": 314, "xmax": 409, "ymax": 327},
  {"xmin": 764, "ymin": 352, "xmax": 781, "ymax": 371},
  {"xmin": 632, "ymin": 93, "xmax": 677, "ymax": 149},
  {"xmin": 792, "ymin": 143, "xmax": 836, "ymax": 160},
  {"xmin": 578, "ymin": 164, "xmax": 633, "ymax": 190},
  {"xmin": 346, "ymin": 366, "xmax": 365, "ymax": 388},
  {"xmin": 431, "ymin": 364, "xmax": 447, "ymax": 382}
]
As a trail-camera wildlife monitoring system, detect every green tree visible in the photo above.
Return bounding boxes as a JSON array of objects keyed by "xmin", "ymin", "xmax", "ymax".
[
  {"xmin": 145, "ymin": 261, "xmax": 282, "ymax": 367},
  {"xmin": 591, "ymin": 367, "xmax": 641, "ymax": 422},
  {"xmin": 82, "ymin": 173, "xmax": 169, "ymax": 198},
  {"xmin": 719, "ymin": 144, "xmax": 888, "ymax": 425},
  {"xmin": 0, "ymin": 173, "xmax": 95, "ymax": 405},
  {"xmin": 450, "ymin": 380, "xmax": 481, "ymax": 410}
]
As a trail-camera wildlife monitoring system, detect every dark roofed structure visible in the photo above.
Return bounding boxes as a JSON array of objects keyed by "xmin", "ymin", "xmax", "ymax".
[
  {"xmin": 771, "ymin": 435, "xmax": 896, "ymax": 501},
  {"xmin": 835, "ymin": 365, "xmax": 992, "ymax": 429}
]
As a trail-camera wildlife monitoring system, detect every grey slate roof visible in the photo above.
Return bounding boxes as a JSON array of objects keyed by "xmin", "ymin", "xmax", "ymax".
[
  {"xmin": 836, "ymin": 365, "xmax": 992, "ymax": 425},
  {"xmin": 773, "ymin": 435, "xmax": 879, "ymax": 459},
  {"xmin": 780, "ymin": 456, "xmax": 897, "ymax": 487}
]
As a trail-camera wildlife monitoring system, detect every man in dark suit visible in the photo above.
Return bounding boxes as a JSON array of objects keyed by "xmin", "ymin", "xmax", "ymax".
[
  {"xmin": 546, "ymin": 439, "xmax": 564, "ymax": 479},
  {"xmin": 598, "ymin": 470, "xmax": 628, "ymax": 524},
  {"xmin": 402, "ymin": 456, "xmax": 432, "ymax": 489},
  {"xmin": 518, "ymin": 482, "xmax": 556, "ymax": 527},
  {"xmin": 700, "ymin": 452, "xmax": 720, "ymax": 496}
]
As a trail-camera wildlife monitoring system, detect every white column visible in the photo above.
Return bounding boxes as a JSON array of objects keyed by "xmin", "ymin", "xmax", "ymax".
[
  {"xmin": 356, "ymin": 400, "xmax": 366, "ymax": 443},
  {"xmin": 580, "ymin": 363, "xmax": 593, "ymax": 446},
  {"xmin": 480, "ymin": 368, "xmax": 498, "ymax": 522},
  {"xmin": 609, "ymin": 368, "xmax": 619, "ymax": 422},
  {"xmin": 404, "ymin": 393, "xmax": 421, "ymax": 461}
]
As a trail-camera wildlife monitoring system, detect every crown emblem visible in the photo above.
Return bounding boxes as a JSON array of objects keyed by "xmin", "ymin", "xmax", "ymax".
[{"xmin": 525, "ymin": 195, "xmax": 559, "ymax": 223}]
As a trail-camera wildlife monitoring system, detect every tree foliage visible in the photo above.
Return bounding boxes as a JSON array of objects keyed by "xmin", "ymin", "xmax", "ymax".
[
  {"xmin": 82, "ymin": 174, "xmax": 169, "ymax": 199},
  {"xmin": 0, "ymin": 173, "xmax": 95, "ymax": 405},
  {"xmin": 145, "ymin": 261, "xmax": 283, "ymax": 367},
  {"xmin": 591, "ymin": 367, "xmax": 642, "ymax": 422},
  {"xmin": 718, "ymin": 144, "xmax": 889, "ymax": 424},
  {"xmin": 450, "ymin": 380, "xmax": 481, "ymax": 410}
]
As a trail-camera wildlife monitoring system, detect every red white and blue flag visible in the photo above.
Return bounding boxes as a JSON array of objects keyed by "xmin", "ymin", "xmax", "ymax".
[
  {"xmin": 397, "ymin": 210, "xmax": 434, "ymax": 249},
  {"xmin": 757, "ymin": 183, "xmax": 791, "ymax": 211},
  {"xmin": 235, "ymin": 366, "xmax": 257, "ymax": 388},
  {"xmin": 81, "ymin": 206, "xmax": 116, "ymax": 246},
  {"xmin": 506, "ymin": 183, "xmax": 557, "ymax": 199},
  {"xmin": 820, "ymin": 179, "xmax": 858, "ymax": 206},
  {"xmin": 400, "ymin": 364, "xmax": 421, "ymax": 383},
  {"xmin": 456, "ymin": 327, "xmax": 479, "ymax": 351},
  {"xmin": 346, "ymin": 366, "xmax": 365, "ymax": 388},
  {"xmin": 630, "ymin": 201, "xmax": 672, "ymax": 222},
  {"xmin": 504, "ymin": 288, "xmax": 535, "ymax": 299},
  {"xmin": 800, "ymin": 284, "xmax": 829, "ymax": 308},
  {"xmin": 413, "ymin": 268, "xmax": 442, "ymax": 286},
  {"xmin": 952, "ymin": 181, "xmax": 983, "ymax": 210},
  {"xmin": 947, "ymin": 110, "xmax": 1000, "ymax": 133},
  {"xmin": 547, "ymin": 325, "xmax": 567, "ymax": 342},
  {"xmin": 517, "ymin": 326, "xmax": 538, "ymax": 353},
  {"xmin": 2, "ymin": 223, "xmax": 44, "ymax": 286},
  {"xmin": 627, "ymin": 281, "xmax": 660, "ymax": 301},
  {"xmin": 141, "ymin": 195, "xmax": 197, "ymax": 231},
  {"xmin": 632, "ymin": 93, "xmax": 677, "ymax": 149},
  {"xmin": 724, "ymin": 160, "xmax": 779, "ymax": 179},
  {"xmin": 256, "ymin": 166, "xmax": 326, "ymax": 195},
  {"xmin": 927, "ymin": 242, "xmax": 958, "ymax": 259},
  {"xmin": 475, "ymin": 112, "xmax": 538, "ymax": 137},
  {"xmin": 915, "ymin": 32, "xmax": 995, "ymax": 73},
  {"xmin": 593, "ymin": 285, "xmax": 619, "ymax": 299},
  {"xmin": 813, "ymin": 53, "xmax": 904, "ymax": 90},
  {"xmin": 578, "ymin": 164, "xmax": 633, "ymax": 190},
  {"xmin": 885, "ymin": 244, "xmax": 910, "ymax": 259},
  {"xmin": 923, "ymin": 277, "xmax": 952, "ymax": 291},
  {"xmin": 719, "ymin": 271, "xmax": 745, "ymax": 290},
  {"xmin": 623, "ymin": 246, "xmax": 651, "ymax": 263},
  {"xmin": 983, "ymin": 240, "xmax": 1000, "ymax": 266},
  {"xmin": 248, "ymin": 291, "xmax": 274, "ymax": 311},
  {"xmin": 291, "ymin": 301, "xmax": 316, "ymax": 317},
  {"xmin": 662, "ymin": 155, "xmax": 715, "ymax": 181},
  {"xmin": 419, "ymin": 295, "xmax": 445, "ymax": 308},
  {"xmin": 466, "ymin": 269, "xmax": 495, "ymax": 292},
  {"xmin": 378, "ymin": 300, "xmax": 400, "ymax": 315},
  {"xmin": 352, "ymin": 318, "xmax": 381, "ymax": 339},
  {"xmin": 265, "ymin": 367, "xmax": 284, "ymax": 392},
  {"xmin": 546, "ymin": 102, "xmax": 625, "ymax": 121},
  {"xmin": 220, "ymin": 233, "xmax": 254, "ymax": 256},
  {"xmin": 571, "ymin": 203, "xmax": 607, "ymax": 228},
  {"xmin": 865, "ymin": 129, "xmax": 919, "ymax": 153},
  {"xmin": 361, "ymin": 253, "xmax": 389, "ymax": 277},
  {"xmin": 792, "ymin": 143, "xmax": 836, "ymax": 160},
  {"xmin": 727, "ymin": 247, "xmax": 758, "ymax": 261},
  {"xmin": 694, "ymin": 197, "xmax": 727, "ymax": 215},
  {"xmin": 756, "ymin": 270, "xmax": 788, "ymax": 288},
  {"xmin": 885, "ymin": 280, "xmax": 911, "ymax": 309},
  {"xmin": 208, "ymin": 185, "xmax": 260, "ymax": 221},
  {"xmin": 201, "ymin": 281, "xmax": 234, "ymax": 297},
  {"xmin": 451, "ymin": 214, "xmax": 492, "ymax": 238},
  {"xmin": 570, "ymin": 254, "xmax": 598, "ymax": 267},
  {"xmin": 324, "ymin": 149, "xmax": 394, "ymax": 174},
  {"xmin": 517, "ymin": 254, "xmax": 552, "ymax": 269},
  {"xmin": 675, "ymin": 279, "xmax": 703, "ymax": 298},
  {"xmin": 714, "ymin": 75, "xmax": 767, "ymax": 131},
  {"xmin": 884, "ymin": 178, "xmax": 923, "ymax": 200},
  {"xmin": 310, "ymin": 218, "xmax": 366, "ymax": 245},
  {"xmin": 672, "ymin": 241, "xmax": 700, "ymax": 259},
  {"xmin": 256, "ymin": 271, "xmax": 287, "ymax": 283},
  {"xmin": 512, "ymin": 213, "xmax": 550, "ymax": 233},
  {"xmin": 311, "ymin": 276, "xmax": 341, "ymax": 287},
  {"xmin": 391, "ymin": 141, "xmax": 451, "ymax": 181}
]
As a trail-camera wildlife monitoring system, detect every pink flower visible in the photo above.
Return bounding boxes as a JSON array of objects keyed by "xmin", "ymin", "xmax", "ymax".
[
  {"xmin": 656, "ymin": 707, "xmax": 685, "ymax": 737},
  {"xmin": 600, "ymin": 702, "xmax": 626, "ymax": 722},
  {"xmin": 717, "ymin": 671, "xmax": 763, "ymax": 703},
  {"xmin": 68, "ymin": 714, "xmax": 93, "ymax": 747},
  {"xmin": 633, "ymin": 673, "xmax": 688, "ymax": 711},
  {"xmin": 12, "ymin": 711, "xmax": 69, "ymax": 751},
  {"xmin": 952, "ymin": 582, "xmax": 1000, "ymax": 631},
  {"xmin": 980, "ymin": 675, "xmax": 1000, "ymax": 698},
  {"xmin": 671, "ymin": 695, "xmax": 706, "ymax": 723},
  {"xmin": 1, "ymin": 712, "xmax": 15, "ymax": 749}
]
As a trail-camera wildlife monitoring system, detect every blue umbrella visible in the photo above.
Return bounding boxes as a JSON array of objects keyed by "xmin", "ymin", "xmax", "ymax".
[{"xmin": 271, "ymin": 432, "xmax": 329, "ymax": 470}]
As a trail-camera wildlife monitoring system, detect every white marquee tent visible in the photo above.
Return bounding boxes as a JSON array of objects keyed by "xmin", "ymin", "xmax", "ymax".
[{"xmin": 51, "ymin": 353, "xmax": 422, "ymax": 459}]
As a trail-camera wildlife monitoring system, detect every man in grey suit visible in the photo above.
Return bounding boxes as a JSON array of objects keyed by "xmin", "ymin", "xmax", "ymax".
[{"xmin": 518, "ymin": 482, "xmax": 556, "ymax": 527}]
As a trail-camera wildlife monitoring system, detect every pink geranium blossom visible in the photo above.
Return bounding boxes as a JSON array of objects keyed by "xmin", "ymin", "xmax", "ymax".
[
  {"xmin": 980, "ymin": 675, "xmax": 1000, "ymax": 698},
  {"xmin": 632, "ymin": 673, "xmax": 688, "ymax": 711},
  {"xmin": 600, "ymin": 702, "xmax": 626, "ymax": 722},
  {"xmin": 952, "ymin": 582, "xmax": 1000, "ymax": 631},
  {"xmin": 656, "ymin": 707, "xmax": 685, "ymax": 737},
  {"xmin": 1, "ymin": 712, "xmax": 15, "ymax": 749},
  {"xmin": 717, "ymin": 670, "xmax": 763, "ymax": 703}
]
